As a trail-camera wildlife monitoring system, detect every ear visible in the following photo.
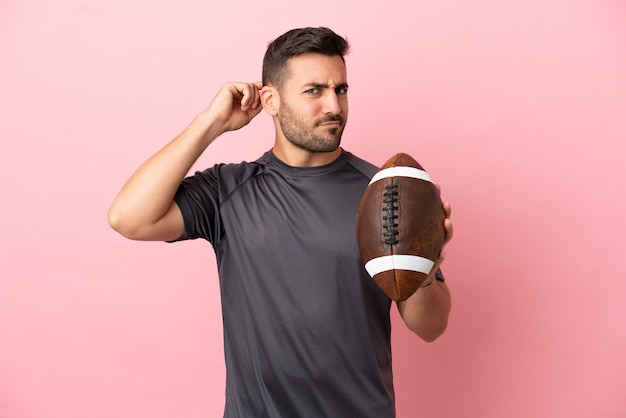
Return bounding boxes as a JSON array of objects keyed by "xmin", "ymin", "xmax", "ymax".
[{"xmin": 260, "ymin": 85, "xmax": 279, "ymax": 116}]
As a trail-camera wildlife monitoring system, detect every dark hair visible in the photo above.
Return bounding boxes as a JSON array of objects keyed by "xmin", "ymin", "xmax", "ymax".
[{"xmin": 262, "ymin": 27, "xmax": 350, "ymax": 89}]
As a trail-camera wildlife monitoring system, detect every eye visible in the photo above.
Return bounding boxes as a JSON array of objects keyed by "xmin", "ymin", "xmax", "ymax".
[
  {"xmin": 335, "ymin": 86, "xmax": 348, "ymax": 95},
  {"xmin": 305, "ymin": 88, "xmax": 319, "ymax": 94}
]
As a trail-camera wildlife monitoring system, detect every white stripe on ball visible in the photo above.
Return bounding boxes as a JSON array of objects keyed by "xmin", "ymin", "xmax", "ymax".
[
  {"xmin": 369, "ymin": 166, "xmax": 433, "ymax": 185},
  {"xmin": 364, "ymin": 255, "xmax": 435, "ymax": 277}
]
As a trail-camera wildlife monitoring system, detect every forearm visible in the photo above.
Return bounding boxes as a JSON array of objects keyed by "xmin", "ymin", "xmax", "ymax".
[
  {"xmin": 397, "ymin": 280, "xmax": 451, "ymax": 342},
  {"xmin": 108, "ymin": 111, "xmax": 222, "ymax": 238},
  {"xmin": 108, "ymin": 81, "xmax": 263, "ymax": 240}
]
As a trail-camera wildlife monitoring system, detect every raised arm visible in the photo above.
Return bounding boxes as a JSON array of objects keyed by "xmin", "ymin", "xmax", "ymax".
[
  {"xmin": 397, "ymin": 198, "xmax": 453, "ymax": 342},
  {"xmin": 108, "ymin": 82, "xmax": 263, "ymax": 241}
]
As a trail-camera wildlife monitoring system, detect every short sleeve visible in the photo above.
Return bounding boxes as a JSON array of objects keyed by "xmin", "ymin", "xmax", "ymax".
[{"xmin": 168, "ymin": 166, "xmax": 223, "ymax": 244}]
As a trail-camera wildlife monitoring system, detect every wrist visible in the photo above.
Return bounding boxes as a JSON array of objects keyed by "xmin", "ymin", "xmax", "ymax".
[{"xmin": 191, "ymin": 110, "xmax": 226, "ymax": 146}]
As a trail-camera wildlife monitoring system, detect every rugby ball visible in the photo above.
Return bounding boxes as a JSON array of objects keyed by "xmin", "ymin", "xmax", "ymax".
[{"xmin": 356, "ymin": 153, "xmax": 445, "ymax": 301}]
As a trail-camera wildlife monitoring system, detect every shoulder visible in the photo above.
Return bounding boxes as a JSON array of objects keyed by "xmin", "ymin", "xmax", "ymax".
[
  {"xmin": 216, "ymin": 151, "xmax": 275, "ymax": 188},
  {"xmin": 344, "ymin": 151, "xmax": 379, "ymax": 180},
  {"xmin": 180, "ymin": 152, "xmax": 269, "ymax": 197},
  {"xmin": 216, "ymin": 159, "xmax": 264, "ymax": 183}
]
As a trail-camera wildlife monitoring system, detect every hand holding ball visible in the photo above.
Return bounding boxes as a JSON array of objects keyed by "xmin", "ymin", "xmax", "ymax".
[{"xmin": 356, "ymin": 153, "xmax": 445, "ymax": 301}]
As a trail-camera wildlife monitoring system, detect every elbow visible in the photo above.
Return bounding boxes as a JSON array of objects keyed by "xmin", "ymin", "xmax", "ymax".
[
  {"xmin": 402, "ymin": 308, "xmax": 450, "ymax": 342},
  {"xmin": 414, "ymin": 320, "xmax": 449, "ymax": 343},
  {"xmin": 107, "ymin": 204, "xmax": 140, "ymax": 240}
]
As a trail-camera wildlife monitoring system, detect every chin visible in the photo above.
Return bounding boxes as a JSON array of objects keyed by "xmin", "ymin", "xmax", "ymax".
[
  {"xmin": 312, "ymin": 139, "xmax": 342, "ymax": 153},
  {"xmin": 287, "ymin": 135, "xmax": 342, "ymax": 154}
]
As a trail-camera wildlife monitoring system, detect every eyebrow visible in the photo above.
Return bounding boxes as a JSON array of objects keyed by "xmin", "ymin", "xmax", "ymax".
[{"xmin": 302, "ymin": 82, "xmax": 349, "ymax": 90}]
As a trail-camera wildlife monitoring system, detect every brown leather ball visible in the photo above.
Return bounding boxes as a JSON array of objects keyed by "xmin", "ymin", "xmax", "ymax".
[{"xmin": 356, "ymin": 153, "xmax": 445, "ymax": 301}]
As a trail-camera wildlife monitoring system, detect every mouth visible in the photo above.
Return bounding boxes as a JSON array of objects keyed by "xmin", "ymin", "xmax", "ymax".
[{"xmin": 317, "ymin": 117, "xmax": 343, "ymax": 127}]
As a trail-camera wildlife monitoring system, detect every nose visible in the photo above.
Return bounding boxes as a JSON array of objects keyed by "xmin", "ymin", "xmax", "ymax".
[{"xmin": 323, "ymin": 91, "xmax": 341, "ymax": 115}]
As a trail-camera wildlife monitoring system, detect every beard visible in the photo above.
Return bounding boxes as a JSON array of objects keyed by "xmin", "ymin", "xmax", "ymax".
[{"xmin": 277, "ymin": 100, "xmax": 346, "ymax": 153}]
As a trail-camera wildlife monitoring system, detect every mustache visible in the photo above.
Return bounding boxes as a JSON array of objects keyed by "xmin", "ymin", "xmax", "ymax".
[{"xmin": 316, "ymin": 115, "xmax": 345, "ymax": 125}]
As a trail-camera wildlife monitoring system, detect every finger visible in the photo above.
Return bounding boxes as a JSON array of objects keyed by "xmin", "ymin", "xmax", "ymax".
[
  {"xmin": 246, "ymin": 100, "xmax": 264, "ymax": 119},
  {"xmin": 444, "ymin": 218, "xmax": 454, "ymax": 243},
  {"xmin": 250, "ymin": 82, "xmax": 262, "ymax": 109},
  {"xmin": 242, "ymin": 82, "xmax": 261, "ymax": 110},
  {"xmin": 438, "ymin": 249, "xmax": 446, "ymax": 264},
  {"xmin": 443, "ymin": 201, "xmax": 452, "ymax": 218},
  {"xmin": 239, "ymin": 83, "xmax": 252, "ymax": 109}
]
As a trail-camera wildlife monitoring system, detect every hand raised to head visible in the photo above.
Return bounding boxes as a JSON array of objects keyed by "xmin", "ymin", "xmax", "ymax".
[{"xmin": 205, "ymin": 81, "xmax": 264, "ymax": 134}]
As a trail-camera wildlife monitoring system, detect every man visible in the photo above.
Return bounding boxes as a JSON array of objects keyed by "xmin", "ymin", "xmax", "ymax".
[{"xmin": 109, "ymin": 27, "xmax": 452, "ymax": 417}]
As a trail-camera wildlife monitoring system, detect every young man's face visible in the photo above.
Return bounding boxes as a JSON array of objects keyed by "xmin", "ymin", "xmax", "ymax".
[{"xmin": 276, "ymin": 53, "xmax": 349, "ymax": 153}]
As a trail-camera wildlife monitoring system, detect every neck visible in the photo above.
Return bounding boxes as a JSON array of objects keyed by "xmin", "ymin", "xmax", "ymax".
[{"xmin": 272, "ymin": 140, "xmax": 342, "ymax": 167}]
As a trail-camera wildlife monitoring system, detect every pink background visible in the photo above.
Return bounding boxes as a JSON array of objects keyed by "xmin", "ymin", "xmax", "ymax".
[{"xmin": 2, "ymin": 0, "xmax": 625, "ymax": 417}]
